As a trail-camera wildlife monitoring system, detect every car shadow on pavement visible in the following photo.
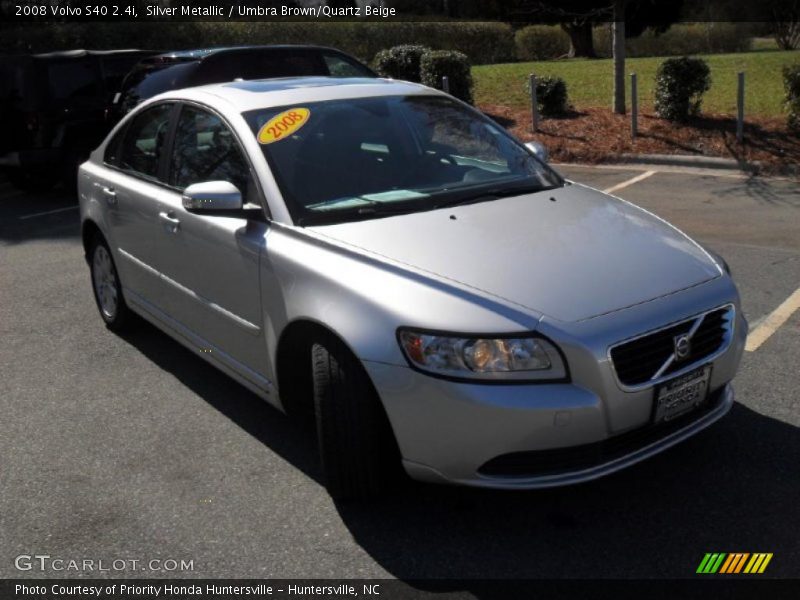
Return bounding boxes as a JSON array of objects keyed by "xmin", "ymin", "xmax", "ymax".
[
  {"xmin": 114, "ymin": 318, "xmax": 798, "ymax": 584},
  {"xmin": 334, "ymin": 402, "xmax": 799, "ymax": 584},
  {"xmin": 116, "ymin": 317, "xmax": 324, "ymax": 485}
]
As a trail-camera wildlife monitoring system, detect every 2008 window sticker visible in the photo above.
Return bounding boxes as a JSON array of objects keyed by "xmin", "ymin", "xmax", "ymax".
[{"xmin": 257, "ymin": 108, "xmax": 311, "ymax": 144}]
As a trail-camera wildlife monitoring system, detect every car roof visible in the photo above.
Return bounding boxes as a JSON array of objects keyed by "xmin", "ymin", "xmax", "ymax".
[
  {"xmin": 154, "ymin": 76, "xmax": 443, "ymax": 113},
  {"xmin": 153, "ymin": 45, "xmax": 349, "ymax": 62},
  {"xmin": 30, "ymin": 49, "xmax": 152, "ymax": 60}
]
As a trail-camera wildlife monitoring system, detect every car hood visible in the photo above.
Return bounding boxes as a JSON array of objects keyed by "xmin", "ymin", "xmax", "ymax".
[{"xmin": 309, "ymin": 184, "xmax": 720, "ymax": 322}]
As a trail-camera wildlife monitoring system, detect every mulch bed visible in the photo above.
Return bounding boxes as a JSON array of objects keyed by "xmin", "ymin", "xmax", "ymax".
[{"xmin": 481, "ymin": 104, "xmax": 800, "ymax": 176}]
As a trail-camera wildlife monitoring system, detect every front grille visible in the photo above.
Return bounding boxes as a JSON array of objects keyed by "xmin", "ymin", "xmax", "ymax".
[
  {"xmin": 610, "ymin": 306, "xmax": 733, "ymax": 387},
  {"xmin": 478, "ymin": 388, "xmax": 725, "ymax": 478}
]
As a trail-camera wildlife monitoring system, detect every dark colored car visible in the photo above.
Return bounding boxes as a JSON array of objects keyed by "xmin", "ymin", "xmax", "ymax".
[
  {"xmin": 110, "ymin": 45, "xmax": 377, "ymax": 121},
  {"xmin": 0, "ymin": 49, "xmax": 156, "ymax": 190}
]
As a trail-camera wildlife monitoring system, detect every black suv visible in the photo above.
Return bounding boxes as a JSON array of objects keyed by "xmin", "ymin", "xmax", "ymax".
[
  {"xmin": 0, "ymin": 49, "xmax": 156, "ymax": 190},
  {"xmin": 111, "ymin": 45, "xmax": 377, "ymax": 120}
]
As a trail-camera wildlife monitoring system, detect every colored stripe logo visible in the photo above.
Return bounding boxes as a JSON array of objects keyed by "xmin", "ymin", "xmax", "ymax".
[{"xmin": 697, "ymin": 553, "xmax": 773, "ymax": 574}]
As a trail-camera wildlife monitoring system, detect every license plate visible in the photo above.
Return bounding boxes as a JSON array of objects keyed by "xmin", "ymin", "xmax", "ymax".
[{"xmin": 653, "ymin": 365, "xmax": 712, "ymax": 423}]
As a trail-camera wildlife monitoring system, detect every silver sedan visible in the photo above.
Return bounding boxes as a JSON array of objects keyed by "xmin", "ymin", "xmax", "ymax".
[{"xmin": 79, "ymin": 77, "xmax": 747, "ymax": 499}]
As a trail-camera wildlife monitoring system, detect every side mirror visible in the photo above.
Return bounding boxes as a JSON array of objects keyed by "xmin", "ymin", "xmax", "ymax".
[
  {"xmin": 525, "ymin": 141, "xmax": 549, "ymax": 163},
  {"xmin": 182, "ymin": 181, "xmax": 243, "ymax": 212}
]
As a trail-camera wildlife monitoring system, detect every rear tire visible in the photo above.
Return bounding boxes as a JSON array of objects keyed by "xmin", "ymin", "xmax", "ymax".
[
  {"xmin": 312, "ymin": 333, "xmax": 401, "ymax": 500},
  {"xmin": 89, "ymin": 234, "xmax": 132, "ymax": 332}
]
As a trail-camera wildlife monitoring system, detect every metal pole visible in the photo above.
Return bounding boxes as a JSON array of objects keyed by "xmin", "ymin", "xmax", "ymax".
[
  {"xmin": 442, "ymin": 76, "xmax": 450, "ymax": 95},
  {"xmin": 530, "ymin": 73, "xmax": 539, "ymax": 133},
  {"xmin": 737, "ymin": 72, "xmax": 745, "ymax": 143},
  {"xmin": 631, "ymin": 72, "xmax": 638, "ymax": 139}
]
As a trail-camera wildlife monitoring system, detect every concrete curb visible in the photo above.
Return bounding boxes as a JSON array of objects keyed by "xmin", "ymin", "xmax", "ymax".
[{"xmin": 618, "ymin": 153, "xmax": 760, "ymax": 173}]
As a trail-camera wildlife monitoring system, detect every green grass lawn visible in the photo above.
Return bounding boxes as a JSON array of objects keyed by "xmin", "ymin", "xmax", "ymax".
[{"xmin": 474, "ymin": 49, "xmax": 800, "ymax": 118}]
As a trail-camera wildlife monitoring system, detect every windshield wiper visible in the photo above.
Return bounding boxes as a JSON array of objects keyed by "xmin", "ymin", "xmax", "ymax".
[
  {"xmin": 433, "ymin": 183, "xmax": 560, "ymax": 210},
  {"xmin": 296, "ymin": 202, "xmax": 418, "ymax": 226}
]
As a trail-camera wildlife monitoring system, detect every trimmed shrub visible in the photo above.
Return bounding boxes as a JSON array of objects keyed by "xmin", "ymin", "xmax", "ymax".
[
  {"xmin": 593, "ymin": 23, "xmax": 751, "ymax": 58},
  {"xmin": 0, "ymin": 21, "xmax": 515, "ymax": 66},
  {"xmin": 785, "ymin": 63, "xmax": 800, "ymax": 130},
  {"xmin": 524, "ymin": 76, "xmax": 570, "ymax": 117},
  {"xmin": 420, "ymin": 50, "xmax": 473, "ymax": 104},
  {"xmin": 654, "ymin": 57, "xmax": 712, "ymax": 122},
  {"xmin": 373, "ymin": 45, "xmax": 430, "ymax": 82},
  {"xmin": 515, "ymin": 25, "xmax": 570, "ymax": 61}
]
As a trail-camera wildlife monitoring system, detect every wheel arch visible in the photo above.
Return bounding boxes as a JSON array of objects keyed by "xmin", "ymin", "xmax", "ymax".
[
  {"xmin": 81, "ymin": 219, "xmax": 104, "ymax": 263},
  {"xmin": 274, "ymin": 319, "xmax": 352, "ymax": 420},
  {"xmin": 274, "ymin": 318, "xmax": 389, "ymax": 425}
]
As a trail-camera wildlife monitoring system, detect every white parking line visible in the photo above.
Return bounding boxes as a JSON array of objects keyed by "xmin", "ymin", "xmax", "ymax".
[
  {"xmin": 18, "ymin": 206, "xmax": 78, "ymax": 220},
  {"xmin": 603, "ymin": 170, "xmax": 657, "ymax": 195},
  {"xmin": 746, "ymin": 287, "xmax": 800, "ymax": 352}
]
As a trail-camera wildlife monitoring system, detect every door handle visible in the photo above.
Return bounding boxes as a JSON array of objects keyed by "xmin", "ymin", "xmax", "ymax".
[
  {"xmin": 159, "ymin": 211, "xmax": 181, "ymax": 233},
  {"xmin": 100, "ymin": 186, "xmax": 117, "ymax": 206}
]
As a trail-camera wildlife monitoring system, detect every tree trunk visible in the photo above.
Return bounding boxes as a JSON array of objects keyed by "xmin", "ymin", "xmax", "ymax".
[
  {"xmin": 612, "ymin": 0, "xmax": 626, "ymax": 115},
  {"xmin": 561, "ymin": 22, "xmax": 597, "ymax": 58}
]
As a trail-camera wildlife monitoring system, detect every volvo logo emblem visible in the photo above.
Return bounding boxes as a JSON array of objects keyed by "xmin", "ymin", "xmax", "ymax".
[{"xmin": 674, "ymin": 334, "xmax": 692, "ymax": 361}]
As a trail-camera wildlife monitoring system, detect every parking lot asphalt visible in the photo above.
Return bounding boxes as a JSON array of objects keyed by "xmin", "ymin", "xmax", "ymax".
[{"xmin": 0, "ymin": 165, "xmax": 798, "ymax": 584}]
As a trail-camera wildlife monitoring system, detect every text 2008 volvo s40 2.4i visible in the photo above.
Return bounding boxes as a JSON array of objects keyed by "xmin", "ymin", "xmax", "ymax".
[{"xmin": 79, "ymin": 77, "xmax": 746, "ymax": 499}]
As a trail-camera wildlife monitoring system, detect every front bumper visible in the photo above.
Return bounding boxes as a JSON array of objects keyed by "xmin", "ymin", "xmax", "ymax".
[{"xmin": 363, "ymin": 284, "xmax": 747, "ymax": 489}]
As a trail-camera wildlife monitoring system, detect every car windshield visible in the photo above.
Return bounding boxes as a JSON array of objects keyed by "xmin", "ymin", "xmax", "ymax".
[{"xmin": 243, "ymin": 95, "xmax": 563, "ymax": 225}]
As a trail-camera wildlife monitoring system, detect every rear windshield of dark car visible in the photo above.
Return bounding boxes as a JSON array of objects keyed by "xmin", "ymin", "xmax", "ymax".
[
  {"xmin": 191, "ymin": 49, "xmax": 327, "ymax": 85},
  {"xmin": 100, "ymin": 54, "xmax": 153, "ymax": 96},
  {"xmin": 116, "ymin": 49, "xmax": 375, "ymax": 114},
  {"xmin": 117, "ymin": 62, "xmax": 198, "ymax": 113}
]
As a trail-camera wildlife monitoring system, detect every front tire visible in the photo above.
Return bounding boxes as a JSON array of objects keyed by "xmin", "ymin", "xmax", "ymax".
[
  {"xmin": 312, "ymin": 334, "xmax": 401, "ymax": 500},
  {"xmin": 89, "ymin": 234, "xmax": 132, "ymax": 331}
]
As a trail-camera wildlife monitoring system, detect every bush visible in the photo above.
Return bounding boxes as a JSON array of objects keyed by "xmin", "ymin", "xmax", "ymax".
[
  {"xmin": 373, "ymin": 45, "xmax": 430, "ymax": 82},
  {"xmin": 593, "ymin": 23, "xmax": 751, "ymax": 58},
  {"xmin": 785, "ymin": 63, "xmax": 800, "ymax": 130},
  {"xmin": 0, "ymin": 21, "xmax": 515, "ymax": 66},
  {"xmin": 420, "ymin": 50, "xmax": 473, "ymax": 104},
  {"xmin": 515, "ymin": 25, "xmax": 570, "ymax": 61},
  {"xmin": 655, "ymin": 57, "xmax": 712, "ymax": 121},
  {"xmin": 524, "ymin": 76, "xmax": 570, "ymax": 116}
]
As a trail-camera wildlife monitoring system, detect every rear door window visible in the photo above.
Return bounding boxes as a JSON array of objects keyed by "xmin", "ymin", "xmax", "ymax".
[{"xmin": 112, "ymin": 103, "xmax": 173, "ymax": 181}]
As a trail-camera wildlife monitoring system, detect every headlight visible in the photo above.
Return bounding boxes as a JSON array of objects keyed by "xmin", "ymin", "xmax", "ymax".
[{"xmin": 397, "ymin": 329, "xmax": 568, "ymax": 382}]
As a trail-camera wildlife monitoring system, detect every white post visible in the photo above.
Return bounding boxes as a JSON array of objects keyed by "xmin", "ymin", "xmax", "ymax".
[{"xmin": 442, "ymin": 76, "xmax": 450, "ymax": 95}]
